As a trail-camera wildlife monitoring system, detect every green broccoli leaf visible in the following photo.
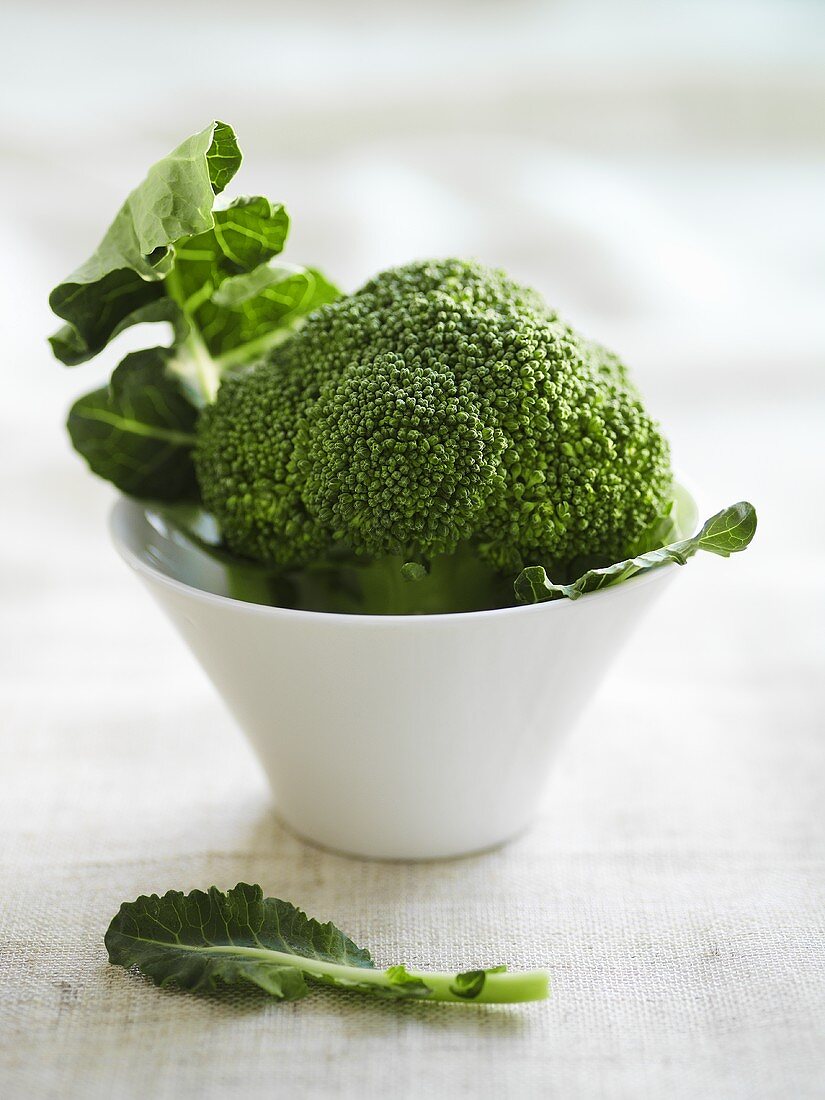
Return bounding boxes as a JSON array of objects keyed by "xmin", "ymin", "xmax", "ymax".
[
  {"xmin": 209, "ymin": 263, "xmax": 340, "ymax": 369},
  {"xmin": 515, "ymin": 501, "xmax": 757, "ymax": 604},
  {"xmin": 399, "ymin": 561, "xmax": 428, "ymax": 582},
  {"xmin": 48, "ymin": 123, "xmax": 339, "ymax": 391},
  {"xmin": 67, "ymin": 348, "xmax": 199, "ymax": 500},
  {"xmin": 49, "ymin": 121, "xmax": 341, "ymax": 502},
  {"xmin": 106, "ymin": 884, "xmax": 550, "ymax": 1005},
  {"xmin": 49, "ymin": 121, "xmax": 241, "ymax": 365},
  {"xmin": 449, "ymin": 966, "xmax": 509, "ymax": 999},
  {"xmin": 167, "ymin": 210, "xmax": 339, "ymax": 383}
]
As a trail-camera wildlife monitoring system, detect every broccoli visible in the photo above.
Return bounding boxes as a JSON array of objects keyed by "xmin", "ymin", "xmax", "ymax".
[
  {"xmin": 195, "ymin": 259, "xmax": 674, "ymax": 583},
  {"xmin": 50, "ymin": 123, "xmax": 756, "ymax": 615}
]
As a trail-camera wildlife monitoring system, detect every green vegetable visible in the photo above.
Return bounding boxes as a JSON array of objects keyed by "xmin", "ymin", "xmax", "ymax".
[
  {"xmin": 48, "ymin": 121, "xmax": 338, "ymax": 497},
  {"xmin": 196, "ymin": 259, "xmax": 674, "ymax": 579},
  {"xmin": 49, "ymin": 122, "xmax": 242, "ymax": 367},
  {"xmin": 514, "ymin": 501, "xmax": 757, "ymax": 603},
  {"xmin": 51, "ymin": 121, "xmax": 756, "ymax": 614},
  {"xmin": 67, "ymin": 348, "xmax": 198, "ymax": 500},
  {"xmin": 106, "ymin": 883, "xmax": 549, "ymax": 1005}
]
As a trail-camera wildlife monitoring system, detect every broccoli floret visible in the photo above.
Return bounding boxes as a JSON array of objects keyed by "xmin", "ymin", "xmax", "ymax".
[{"xmin": 195, "ymin": 258, "xmax": 673, "ymax": 577}]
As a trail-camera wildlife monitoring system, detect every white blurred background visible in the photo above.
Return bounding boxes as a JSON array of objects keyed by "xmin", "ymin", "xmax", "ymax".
[{"xmin": 1, "ymin": 0, "xmax": 823, "ymax": 770}]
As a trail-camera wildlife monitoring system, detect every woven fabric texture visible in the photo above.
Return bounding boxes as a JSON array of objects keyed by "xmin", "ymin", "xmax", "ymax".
[{"xmin": 2, "ymin": 432, "xmax": 823, "ymax": 1098}]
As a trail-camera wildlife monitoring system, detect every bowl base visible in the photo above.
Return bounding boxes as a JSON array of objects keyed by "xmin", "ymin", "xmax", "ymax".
[{"xmin": 273, "ymin": 808, "xmax": 534, "ymax": 863}]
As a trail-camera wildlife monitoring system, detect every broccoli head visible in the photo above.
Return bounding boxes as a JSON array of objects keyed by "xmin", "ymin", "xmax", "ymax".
[{"xmin": 195, "ymin": 259, "xmax": 673, "ymax": 576}]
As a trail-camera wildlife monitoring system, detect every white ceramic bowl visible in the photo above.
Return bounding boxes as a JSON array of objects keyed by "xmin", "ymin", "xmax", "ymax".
[{"xmin": 110, "ymin": 485, "xmax": 698, "ymax": 860}]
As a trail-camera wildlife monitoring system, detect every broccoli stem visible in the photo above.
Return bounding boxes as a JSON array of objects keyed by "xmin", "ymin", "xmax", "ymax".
[
  {"xmin": 358, "ymin": 555, "xmax": 431, "ymax": 615},
  {"xmin": 214, "ymin": 549, "xmax": 514, "ymax": 615},
  {"xmin": 214, "ymin": 328, "xmax": 293, "ymax": 371},
  {"xmin": 344, "ymin": 551, "xmax": 511, "ymax": 615},
  {"xmin": 391, "ymin": 968, "xmax": 549, "ymax": 1003},
  {"xmin": 175, "ymin": 943, "xmax": 550, "ymax": 1003},
  {"xmin": 164, "ymin": 267, "xmax": 221, "ymax": 403}
]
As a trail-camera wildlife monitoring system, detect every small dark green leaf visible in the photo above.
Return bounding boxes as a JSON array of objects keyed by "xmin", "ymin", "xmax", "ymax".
[
  {"xmin": 515, "ymin": 501, "xmax": 757, "ymax": 604},
  {"xmin": 385, "ymin": 965, "xmax": 433, "ymax": 998},
  {"xmin": 449, "ymin": 966, "xmax": 507, "ymax": 1000},
  {"xmin": 206, "ymin": 120, "xmax": 244, "ymax": 194},
  {"xmin": 67, "ymin": 347, "xmax": 199, "ymax": 500},
  {"xmin": 695, "ymin": 501, "xmax": 758, "ymax": 555},
  {"xmin": 400, "ymin": 561, "xmax": 428, "ymax": 582}
]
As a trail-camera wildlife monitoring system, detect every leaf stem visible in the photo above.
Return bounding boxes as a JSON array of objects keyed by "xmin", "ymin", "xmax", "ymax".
[
  {"xmin": 164, "ymin": 266, "xmax": 221, "ymax": 403},
  {"xmin": 130, "ymin": 939, "xmax": 549, "ymax": 1004},
  {"xmin": 213, "ymin": 327, "xmax": 293, "ymax": 371},
  {"xmin": 71, "ymin": 406, "xmax": 197, "ymax": 446}
]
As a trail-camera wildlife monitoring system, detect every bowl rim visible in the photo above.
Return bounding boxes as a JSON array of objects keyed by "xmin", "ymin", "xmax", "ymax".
[{"xmin": 109, "ymin": 478, "xmax": 700, "ymax": 627}]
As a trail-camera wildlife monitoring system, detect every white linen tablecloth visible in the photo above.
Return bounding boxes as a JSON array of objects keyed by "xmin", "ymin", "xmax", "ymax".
[{"xmin": 2, "ymin": 398, "xmax": 823, "ymax": 1099}]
